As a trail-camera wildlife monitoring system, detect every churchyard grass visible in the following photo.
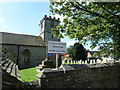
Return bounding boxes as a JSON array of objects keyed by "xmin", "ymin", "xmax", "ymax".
[{"xmin": 20, "ymin": 67, "xmax": 39, "ymax": 82}]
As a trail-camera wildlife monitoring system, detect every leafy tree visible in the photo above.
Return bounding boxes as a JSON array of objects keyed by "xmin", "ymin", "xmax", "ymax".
[
  {"xmin": 67, "ymin": 43, "xmax": 87, "ymax": 61},
  {"xmin": 50, "ymin": 1, "xmax": 120, "ymax": 59},
  {"xmin": 74, "ymin": 43, "xmax": 87, "ymax": 61},
  {"xmin": 67, "ymin": 45, "xmax": 75, "ymax": 59}
]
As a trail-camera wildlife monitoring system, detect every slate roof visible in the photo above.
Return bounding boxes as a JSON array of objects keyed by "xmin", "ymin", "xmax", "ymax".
[
  {"xmin": 0, "ymin": 32, "xmax": 46, "ymax": 46},
  {"xmin": 88, "ymin": 51, "xmax": 99, "ymax": 55}
]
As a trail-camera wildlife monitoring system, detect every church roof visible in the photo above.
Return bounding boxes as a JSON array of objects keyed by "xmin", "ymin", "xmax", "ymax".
[{"xmin": 0, "ymin": 32, "xmax": 46, "ymax": 46}]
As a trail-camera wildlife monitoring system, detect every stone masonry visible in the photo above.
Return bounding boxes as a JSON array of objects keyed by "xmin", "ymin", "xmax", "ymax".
[
  {"xmin": 0, "ymin": 15, "xmax": 61, "ymax": 69},
  {"xmin": 37, "ymin": 62, "xmax": 120, "ymax": 88}
]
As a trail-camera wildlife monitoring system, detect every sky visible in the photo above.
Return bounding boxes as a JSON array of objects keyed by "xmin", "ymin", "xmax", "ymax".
[{"xmin": 0, "ymin": 1, "xmax": 98, "ymax": 50}]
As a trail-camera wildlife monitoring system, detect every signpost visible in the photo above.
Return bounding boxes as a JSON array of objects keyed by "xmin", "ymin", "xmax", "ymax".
[
  {"xmin": 48, "ymin": 41, "xmax": 67, "ymax": 68},
  {"xmin": 48, "ymin": 41, "xmax": 67, "ymax": 54}
]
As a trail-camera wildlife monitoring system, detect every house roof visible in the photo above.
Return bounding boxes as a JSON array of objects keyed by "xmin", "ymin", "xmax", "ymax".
[
  {"xmin": 88, "ymin": 51, "xmax": 99, "ymax": 55},
  {"xmin": 0, "ymin": 32, "xmax": 46, "ymax": 46}
]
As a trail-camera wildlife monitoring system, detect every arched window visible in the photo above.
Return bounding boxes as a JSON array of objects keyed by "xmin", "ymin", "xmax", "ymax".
[{"xmin": 22, "ymin": 49, "xmax": 31, "ymax": 63}]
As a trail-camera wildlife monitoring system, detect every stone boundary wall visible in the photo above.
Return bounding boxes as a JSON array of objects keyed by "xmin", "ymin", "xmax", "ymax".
[
  {"xmin": 37, "ymin": 62, "xmax": 120, "ymax": 88},
  {"xmin": 0, "ymin": 33, "xmax": 2, "ymax": 90},
  {"xmin": 2, "ymin": 58, "xmax": 22, "ymax": 88}
]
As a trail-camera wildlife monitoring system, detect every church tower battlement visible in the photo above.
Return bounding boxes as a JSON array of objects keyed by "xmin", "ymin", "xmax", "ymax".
[{"xmin": 39, "ymin": 15, "xmax": 60, "ymax": 43}]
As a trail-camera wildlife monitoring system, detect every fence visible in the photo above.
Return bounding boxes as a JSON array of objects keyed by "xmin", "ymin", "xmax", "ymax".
[{"xmin": 62, "ymin": 59, "xmax": 104, "ymax": 64}]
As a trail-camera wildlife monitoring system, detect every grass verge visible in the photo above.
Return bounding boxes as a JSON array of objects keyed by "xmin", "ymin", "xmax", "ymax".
[{"xmin": 19, "ymin": 67, "xmax": 39, "ymax": 82}]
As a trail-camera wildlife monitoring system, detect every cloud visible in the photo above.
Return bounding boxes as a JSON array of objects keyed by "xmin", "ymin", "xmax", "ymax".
[
  {"xmin": 52, "ymin": 14, "xmax": 67, "ymax": 22},
  {"xmin": 0, "ymin": 18, "xmax": 5, "ymax": 23},
  {"xmin": 67, "ymin": 41, "xmax": 78, "ymax": 48}
]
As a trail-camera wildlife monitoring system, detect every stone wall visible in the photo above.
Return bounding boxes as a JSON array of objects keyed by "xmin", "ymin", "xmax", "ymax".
[
  {"xmin": 37, "ymin": 62, "xmax": 120, "ymax": 88},
  {"xmin": 2, "ymin": 58, "xmax": 22, "ymax": 88},
  {"xmin": 19, "ymin": 46, "xmax": 46, "ymax": 69},
  {"xmin": 40, "ymin": 15, "xmax": 60, "ymax": 43},
  {"xmin": 2, "ymin": 45, "xmax": 18, "ymax": 64},
  {"xmin": 2, "ymin": 44, "xmax": 46, "ymax": 69}
]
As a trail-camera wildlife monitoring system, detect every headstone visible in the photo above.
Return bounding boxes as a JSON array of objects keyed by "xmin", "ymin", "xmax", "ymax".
[{"xmin": 37, "ymin": 57, "xmax": 54, "ymax": 70}]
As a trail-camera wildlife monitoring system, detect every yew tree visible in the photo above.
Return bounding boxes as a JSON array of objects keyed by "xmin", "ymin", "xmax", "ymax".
[
  {"xmin": 50, "ymin": 1, "xmax": 120, "ymax": 59},
  {"xmin": 67, "ymin": 43, "xmax": 87, "ymax": 61}
]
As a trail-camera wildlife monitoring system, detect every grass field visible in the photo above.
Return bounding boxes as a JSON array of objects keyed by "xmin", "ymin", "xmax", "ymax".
[{"xmin": 19, "ymin": 67, "xmax": 39, "ymax": 82}]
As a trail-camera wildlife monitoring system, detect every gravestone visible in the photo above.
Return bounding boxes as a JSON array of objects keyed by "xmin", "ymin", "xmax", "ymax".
[{"xmin": 37, "ymin": 57, "xmax": 54, "ymax": 70}]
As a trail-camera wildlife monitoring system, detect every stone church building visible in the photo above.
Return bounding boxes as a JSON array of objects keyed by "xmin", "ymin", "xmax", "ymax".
[{"xmin": 1, "ymin": 15, "xmax": 60, "ymax": 69}]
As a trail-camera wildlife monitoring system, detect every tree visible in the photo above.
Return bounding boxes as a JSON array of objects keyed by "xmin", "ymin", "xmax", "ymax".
[
  {"xmin": 74, "ymin": 43, "xmax": 87, "ymax": 62},
  {"xmin": 67, "ymin": 45, "xmax": 75, "ymax": 60},
  {"xmin": 50, "ymin": 1, "xmax": 120, "ymax": 59},
  {"xmin": 67, "ymin": 43, "xmax": 87, "ymax": 62}
]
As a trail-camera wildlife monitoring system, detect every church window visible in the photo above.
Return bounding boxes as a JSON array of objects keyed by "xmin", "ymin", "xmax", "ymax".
[{"xmin": 22, "ymin": 49, "xmax": 31, "ymax": 63}]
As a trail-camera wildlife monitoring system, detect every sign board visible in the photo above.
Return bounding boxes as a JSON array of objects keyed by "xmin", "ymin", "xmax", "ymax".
[{"xmin": 48, "ymin": 41, "xmax": 67, "ymax": 54}]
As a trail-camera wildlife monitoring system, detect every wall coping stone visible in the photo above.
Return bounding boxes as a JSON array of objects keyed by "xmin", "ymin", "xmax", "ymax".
[{"xmin": 37, "ymin": 62, "xmax": 120, "ymax": 79}]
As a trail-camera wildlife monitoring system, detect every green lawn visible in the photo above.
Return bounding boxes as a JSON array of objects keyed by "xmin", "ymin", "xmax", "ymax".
[{"xmin": 19, "ymin": 67, "xmax": 39, "ymax": 82}]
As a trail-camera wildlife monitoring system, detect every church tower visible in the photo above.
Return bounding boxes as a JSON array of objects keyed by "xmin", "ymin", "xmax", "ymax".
[{"xmin": 39, "ymin": 15, "xmax": 60, "ymax": 43}]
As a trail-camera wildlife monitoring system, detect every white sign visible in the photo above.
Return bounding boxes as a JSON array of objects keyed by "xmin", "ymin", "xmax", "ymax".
[{"xmin": 48, "ymin": 41, "xmax": 67, "ymax": 54}]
